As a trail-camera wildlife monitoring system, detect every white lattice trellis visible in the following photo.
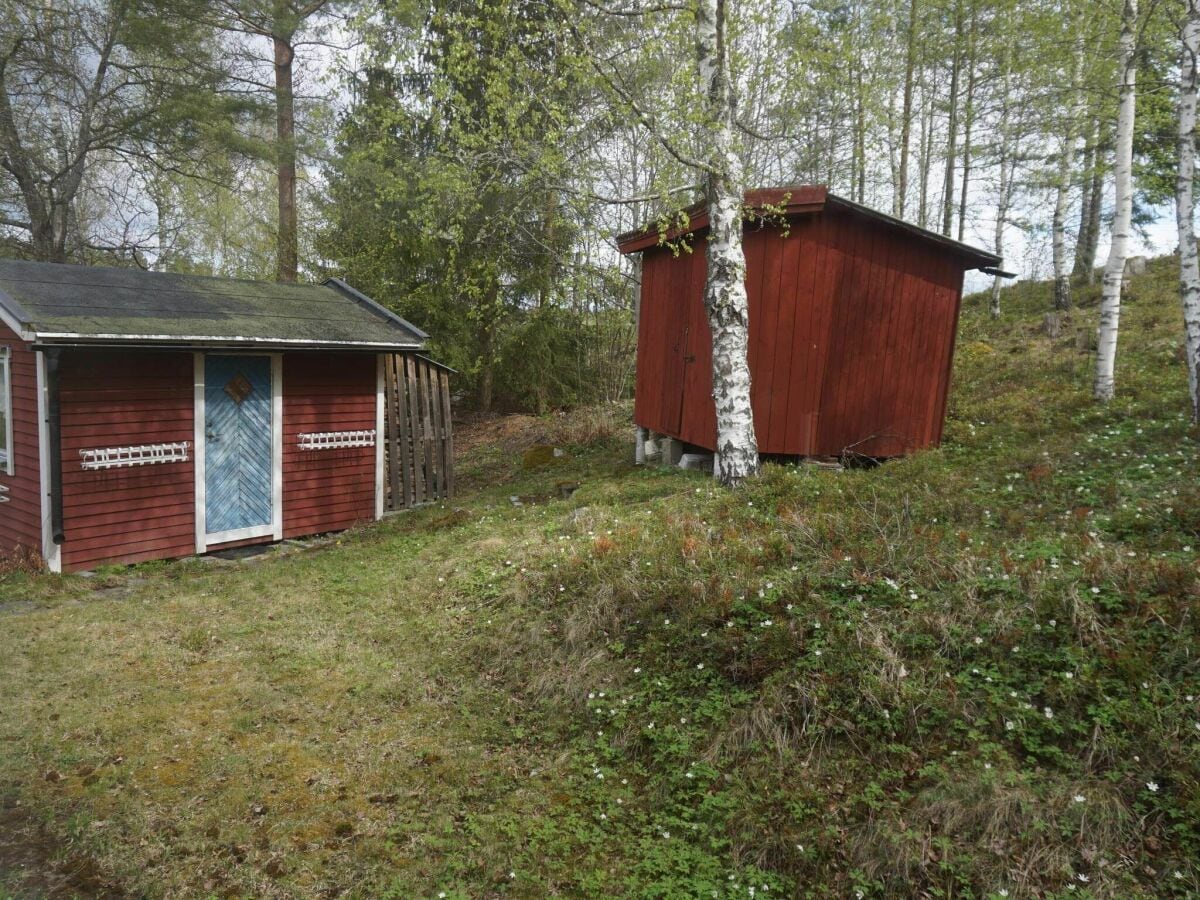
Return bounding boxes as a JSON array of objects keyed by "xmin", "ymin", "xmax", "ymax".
[
  {"xmin": 297, "ymin": 429, "xmax": 376, "ymax": 451},
  {"xmin": 79, "ymin": 441, "xmax": 190, "ymax": 471},
  {"xmin": 0, "ymin": 483, "xmax": 7, "ymax": 503}
]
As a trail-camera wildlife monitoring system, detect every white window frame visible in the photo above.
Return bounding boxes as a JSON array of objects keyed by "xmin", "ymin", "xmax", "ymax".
[{"xmin": 0, "ymin": 346, "xmax": 12, "ymax": 476}]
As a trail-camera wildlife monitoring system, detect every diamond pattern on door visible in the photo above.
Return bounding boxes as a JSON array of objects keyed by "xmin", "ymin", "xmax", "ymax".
[{"xmin": 205, "ymin": 356, "xmax": 273, "ymax": 535}]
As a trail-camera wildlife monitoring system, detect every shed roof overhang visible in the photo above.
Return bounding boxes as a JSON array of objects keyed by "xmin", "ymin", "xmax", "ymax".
[
  {"xmin": 0, "ymin": 260, "xmax": 429, "ymax": 351},
  {"xmin": 615, "ymin": 184, "xmax": 1004, "ymax": 272}
]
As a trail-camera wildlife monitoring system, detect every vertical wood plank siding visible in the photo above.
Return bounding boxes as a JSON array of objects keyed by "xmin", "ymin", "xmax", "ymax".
[
  {"xmin": 282, "ymin": 352, "xmax": 376, "ymax": 538},
  {"xmin": 633, "ymin": 208, "xmax": 971, "ymax": 458},
  {"xmin": 58, "ymin": 351, "xmax": 195, "ymax": 570},
  {"xmin": 0, "ymin": 322, "xmax": 42, "ymax": 558},
  {"xmin": 17, "ymin": 348, "xmax": 408, "ymax": 572},
  {"xmin": 381, "ymin": 354, "xmax": 453, "ymax": 510}
]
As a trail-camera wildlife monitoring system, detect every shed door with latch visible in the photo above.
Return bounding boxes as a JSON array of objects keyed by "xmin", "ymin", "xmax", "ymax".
[{"xmin": 204, "ymin": 355, "xmax": 273, "ymax": 536}]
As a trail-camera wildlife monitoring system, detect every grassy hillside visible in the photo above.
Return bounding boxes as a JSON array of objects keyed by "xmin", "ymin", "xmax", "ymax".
[{"xmin": 1, "ymin": 257, "xmax": 1198, "ymax": 898}]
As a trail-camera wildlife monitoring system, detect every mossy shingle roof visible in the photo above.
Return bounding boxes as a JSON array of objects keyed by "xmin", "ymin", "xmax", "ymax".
[{"xmin": 0, "ymin": 260, "xmax": 426, "ymax": 350}]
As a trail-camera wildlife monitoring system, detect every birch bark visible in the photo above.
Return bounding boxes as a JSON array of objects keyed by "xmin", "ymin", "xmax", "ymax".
[
  {"xmin": 697, "ymin": 0, "xmax": 758, "ymax": 485},
  {"xmin": 1094, "ymin": 0, "xmax": 1137, "ymax": 402},
  {"xmin": 1178, "ymin": 0, "xmax": 1200, "ymax": 423},
  {"xmin": 990, "ymin": 43, "xmax": 1012, "ymax": 319},
  {"xmin": 1074, "ymin": 118, "xmax": 1106, "ymax": 283},
  {"xmin": 896, "ymin": 0, "xmax": 919, "ymax": 219},
  {"xmin": 1053, "ymin": 37, "xmax": 1084, "ymax": 311}
]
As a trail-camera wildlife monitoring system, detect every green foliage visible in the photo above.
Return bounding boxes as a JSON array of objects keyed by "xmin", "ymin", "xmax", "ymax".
[{"xmin": 317, "ymin": 0, "xmax": 635, "ymax": 411}]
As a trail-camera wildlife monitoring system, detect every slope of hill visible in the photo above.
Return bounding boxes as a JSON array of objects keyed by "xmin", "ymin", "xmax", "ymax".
[
  {"xmin": 0, "ymin": 256, "xmax": 1197, "ymax": 898},
  {"xmin": 451, "ymin": 256, "xmax": 1200, "ymax": 897}
]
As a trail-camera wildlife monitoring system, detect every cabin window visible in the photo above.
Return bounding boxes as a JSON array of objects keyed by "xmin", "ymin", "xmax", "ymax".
[{"xmin": 0, "ymin": 347, "xmax": 11, "ymax": 475}]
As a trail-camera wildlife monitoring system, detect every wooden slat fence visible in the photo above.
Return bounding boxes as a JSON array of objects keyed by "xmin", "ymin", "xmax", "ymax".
[{"xmin": 383, "ymin": 354, "xmax": 454, "ymax": 509}]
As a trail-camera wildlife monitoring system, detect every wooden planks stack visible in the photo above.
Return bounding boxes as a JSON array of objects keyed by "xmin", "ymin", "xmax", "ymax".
[{"xmin": 382, "ymin": 354, "xmax": 454, "ymax": 509}]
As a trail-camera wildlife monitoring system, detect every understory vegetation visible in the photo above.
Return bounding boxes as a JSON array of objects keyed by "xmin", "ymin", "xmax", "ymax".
[{"xmin": 1, "ymin": 258, "xmax": 1198, "ymax": 897}]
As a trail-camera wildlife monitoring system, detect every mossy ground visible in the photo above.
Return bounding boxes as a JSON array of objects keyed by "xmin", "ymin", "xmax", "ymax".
[{"xmin": 1, "ymin": 258, "xmax": 1198, "ymax": 898}]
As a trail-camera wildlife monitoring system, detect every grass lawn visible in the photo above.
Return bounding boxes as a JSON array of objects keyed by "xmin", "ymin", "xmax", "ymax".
[
  {"xmin": 2, "ymin": 257, "xmax": 1199, "ymax": 898},
  {"xmin": 0, "ymin": 405, "xmax": 681, "ymax": 898}
]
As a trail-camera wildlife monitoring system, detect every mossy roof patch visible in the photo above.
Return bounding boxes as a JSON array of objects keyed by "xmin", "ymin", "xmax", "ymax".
[{"xmin": 0, "ymin": 260, "xmax": 426, "ymax": 349}]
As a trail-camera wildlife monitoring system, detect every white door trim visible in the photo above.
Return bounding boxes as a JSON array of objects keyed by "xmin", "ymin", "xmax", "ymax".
[
  {"xmin": 375, "ymin": 353, "xmax": 385, "ymax": 519},
  {"xmin": 271, "ymin": 353, "xmax": 283, "ymax": 541},
  {"xmin": 194, "ymin": 352, "xmax": 283, "ymax": 552},
  {"xmin": 35, "ymin": 350, "xmax": 61, "ymax": 573},
  {"xmin": 204, "ymin": 522, "xmax": 277, "ymax": 545},
  {"xmin": 192, "ymin": 352, "xmax": 206, "ymax": 554}
]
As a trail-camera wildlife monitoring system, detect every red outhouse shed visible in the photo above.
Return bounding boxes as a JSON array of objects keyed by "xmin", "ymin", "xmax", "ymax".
[
  {"xmin": 0, "ymin": 261, "xmax": 441, "ymax": 573},
  {"xmin": 617, "ymin": 186, "xmax": 1003, "ymax": 460}
]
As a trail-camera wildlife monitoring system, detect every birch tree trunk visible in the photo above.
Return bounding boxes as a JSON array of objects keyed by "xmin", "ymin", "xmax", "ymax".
[
  {"xmin": 956, "ymin": 2, "xmax": 978, "ymax": 243},
  {"xmin": 918, "ymin": 79, "xmax": 936, "ymax": 229},
  {"xmin": 1094, "ymin": 0, "xmax": 1138, "ymax": 402},
  {"xmin": 1178, "ymin": 0, "xmax": 1200, "ymax": 423},
  {"xmin": 941, "ymin": 0, "xmax": 963, "ymax": 237},
  {"xmin": 990, "ymin": 44, "xmax": 1012, "ymax": 319},
  {"xmin": 1053, "ymin": 37, "xmax": 1084, "ymax": 311},
  {"xmin": 1076, "ymin": 117, "xmax": 1106, "ymax": 284},
  {"xmin": 896, "ymin": 0, "xmax": 919, "ymax": 218},
  {"xmin": 697, "ymin": 0, "xmax": 758, "ymax": 486},
  {"xmin": 1072, "ymin": 121, "xmax": 1099, "ymax": 279}
]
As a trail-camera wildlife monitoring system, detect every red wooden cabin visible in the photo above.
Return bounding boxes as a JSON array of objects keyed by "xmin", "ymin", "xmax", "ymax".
[
  {"xmin": 0, "ymin": 261, "xmax": 439, "ymax": 573},
  {"xmin": 617, "ymin": 186, "xmax": 1003, "ymax": 460}
]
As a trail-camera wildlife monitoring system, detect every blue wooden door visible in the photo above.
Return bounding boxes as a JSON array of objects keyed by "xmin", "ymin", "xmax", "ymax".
[{"xmin": 205, "ymin": 355, "xmax": 273, "ymax": 536}]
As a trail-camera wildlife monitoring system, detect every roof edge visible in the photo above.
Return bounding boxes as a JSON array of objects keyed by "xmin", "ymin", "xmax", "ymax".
[
  {"xmin": 614, "ymin": 185, "xmax": 1002, "ymax": 271},
  {"xmin": 30, "ymin": 334, "xmax": 424, "ymax": 351},
  {"xmin": 324, "ymin": 277, "xmax": 430, "ymax": 341},
  {"xmin": 615, "ymin": 185, "xmax": 828, "ymax": 253},
  {"xmin": 824, "ymin": 194, "xmax": 1000, "ymax": 268},
  {"xmin": 0, "ymin": 285, "xmax": 35, "ymax": 341},
  {"xmin": 412, "ymin": 354, "xmax": 459, "ymax": 374}
]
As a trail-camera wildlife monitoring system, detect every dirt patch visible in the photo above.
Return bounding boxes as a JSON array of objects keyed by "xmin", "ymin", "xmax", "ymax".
[
  {"xmin": 454, "ymin": 405, "xmax": 631, "ymax": 461},
  {"xmin": 453, "ymin": 411, "xmax": 549, "ymax": 459},
  {"xmin": 0, "ymin": 793, "xmax": 125, "ymax": 897}
]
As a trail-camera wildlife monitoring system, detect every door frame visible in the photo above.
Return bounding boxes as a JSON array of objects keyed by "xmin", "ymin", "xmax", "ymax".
[{"xmin": 193, "ymin": 352, "xmax": 283, "ymax": 553}]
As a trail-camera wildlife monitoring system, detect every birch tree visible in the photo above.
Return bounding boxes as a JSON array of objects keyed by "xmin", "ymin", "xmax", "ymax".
[
  {"xmin": 1094, "ymin": 0, "xmax": 1138, "ymax": 402},
  {"xmin": 1178, "ymin": 0, "xmax": 1200, "ymax": 422},
  {"xmin": 697, "ymin": 0, "xmax": 758, "ymax": 485},
  {"xmin": 1073, "ymin": 116, "xmax": 1106, "ymax": 282},
  {"xmin": 990, "ymin": 40, "xmax": 1013, "ymax": 319},
  {"xmin": 576, "ymin": 0, "xmax": 760, "ymax": 485},
  {"xmin": 1052, "ymin": 33, "xmax": 1085, "ymax": 311},
  {"xmin": 895, "ymin": 0, "xmax": 919, "ymax": 218}
]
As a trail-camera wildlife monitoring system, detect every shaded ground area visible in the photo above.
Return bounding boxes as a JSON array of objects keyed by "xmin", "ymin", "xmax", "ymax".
[{"xmin": 0, "ymin": 792, "xmax": 124, "ymax": 898}]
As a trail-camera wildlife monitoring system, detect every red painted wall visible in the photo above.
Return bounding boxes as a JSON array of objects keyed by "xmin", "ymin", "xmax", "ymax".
[
  {"xmin": 58, "ymin": 351, "xmax": 196, "ymax": 570},
  {"xmin": 44, "ymin": 349, "xmax": 378, "ymax": 571},
  {"xmin": 282, "ymin": 353, "xmax": 376, "ymax": 539},
  {"xmin": 0, "ymin": 322, "xmax": 42, "ymax": 559},
  {"xmin": 634, "ymin": 208, "xmax": 967, "ymax": 458}
]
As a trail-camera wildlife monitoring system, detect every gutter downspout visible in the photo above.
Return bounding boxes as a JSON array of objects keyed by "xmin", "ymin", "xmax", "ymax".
[{"xmin": 45, "ymin": 348, "xmax": 64, "ymax": 544}]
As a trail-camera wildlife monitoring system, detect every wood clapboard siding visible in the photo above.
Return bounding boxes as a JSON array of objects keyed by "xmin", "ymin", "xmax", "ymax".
[
  {"xmin": 0, "ymin": 322, "xmax": 42, "ymax": 558},
  {"xmin": 632, "ymin": 207, "xmax": 970, "ymax": 458},
  {"xmin": 58, "ymin": 351, "xmax": 195, "ymax": 571},
  {"xmin": 282, "ymin": 352, "xmax": 376, "ymax": 539}
]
